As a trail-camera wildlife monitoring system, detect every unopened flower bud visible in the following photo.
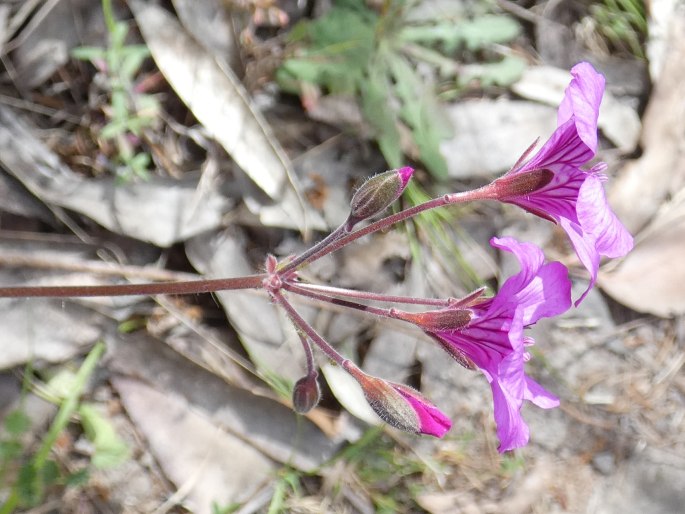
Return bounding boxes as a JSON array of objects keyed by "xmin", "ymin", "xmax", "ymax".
[
  {"xmin": 292, "ymin": 372, "xmax": 321, "ymax": 414},
  {"xmin": 346, "ymin": 167, "xmax": 414, "ymax": 230},
  {"xmin": 343, "ymin": 361, "xmax": 451, "ymax": 437}
]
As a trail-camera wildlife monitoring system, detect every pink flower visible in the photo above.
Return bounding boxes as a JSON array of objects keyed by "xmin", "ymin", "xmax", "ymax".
[
  {"xmin": 427, "ymin": 237, "xmax": 572, "ymax": 452},
  {"xmin": 343, "ymin": 361, "xmax": 452, "ymax": 438},
  {"xmin": 490, "ymin": 62, "xmax": 633, "ymax": 304}
]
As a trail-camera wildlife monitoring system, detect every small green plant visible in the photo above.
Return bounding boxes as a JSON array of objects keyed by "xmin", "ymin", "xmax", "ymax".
[
  {"xmin": 0, "ymin": 342, "xmax": 128, "ymax": 512},
  {"xmin": 72, "ymin": 0, "xmax": 159, "ymax": 181},
  {"xmin": 589, "ymin": 0, "xmax": 647, "ymax": 58},
  {"xmin": 333, "ymin": 427, "xmax": 434, "ymax": 513},
  {"xmin": 277, "ymin": 0, "xmax": 524, "ymax": 179},
  {"xmin": 266, "ymin": 468, "xmax": 303, "ymax": 514}
]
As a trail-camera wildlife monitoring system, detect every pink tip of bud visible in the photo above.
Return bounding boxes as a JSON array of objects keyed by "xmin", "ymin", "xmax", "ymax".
[
  {"xmin": 397, "ymin": 166, "xmax": 414, "ymax": 188},
  {"xmin": 343, "ymin": 361, "xmax": 451, "ymax": 438}
]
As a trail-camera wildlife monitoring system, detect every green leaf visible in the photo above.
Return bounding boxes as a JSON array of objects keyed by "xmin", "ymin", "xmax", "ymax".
[
  {"xmin": 111, "ymin": 89, "xmax": 129, "ymax": 121},
  {"xmin": 120, "ymin": 45, "xmax": 150, "ymax": 81},
  {"xmin": 127, "ymin": 152, "xmax": 151, "ymax": 174},
  {"xmin": 398, "ymin": 22, "xmax": 463, "ymax": 50},
  {"xmin": 78, "ymin": 403, "xmax": 130, "ymax": 468},
  {"xmin": 280, "ymin": 59, "xmax": 327, "ymax": 85},
  {"xmin": 212, "ymin": 502, "xmax": 242, "ymax": 514},
  {"xmin": 360, "ymin": 62, "xmax": 402, "ymax": 169},
  {"xmin": 278, "ymin": 1, "xmax": 375, "ymax": 95},
  {"xmin": 17, "ymin": 462, "xmax": 39, "ymax": 506},
  {"xmin": 100, "ymin": 119, "xmax": 129, "ymax": 140},
  {"xmin": 460, "ymin": 56, "xmax": 528, "ymax": 88},
  {"xmin": 459, "ymin": 15, "xmax": 521, "ymax": 51},
  {"xmin": 4, "ymin": 410, "xmax": 31, "ymax": 436},
  {"xmin": 386, "ymin": 54, "xmax": 451, "ymax": 178},
  {"xmin": 71, "ymin": 46, "xmax": 107, "ymax": 61},
  {"xmin": 41, "ymin": 460, "xmax": 60, "ymax": 487},
  {"xmin": 123, "ymin": 115, "xmax": 154, "ymax": 135},
  {"xmin": 0, "ymin": 440, "xmax": 23, "ymax": 460},
  {"xmin": 110, "ymin": 21, "xmax": 129, "ymax": 50},
  {"xmin": 65, "ymin": 468, "xmax": 90, "ymax": 487},
  {"xmin": 307, "ymin": 6, "xmax": 377, "ymax": 55}
]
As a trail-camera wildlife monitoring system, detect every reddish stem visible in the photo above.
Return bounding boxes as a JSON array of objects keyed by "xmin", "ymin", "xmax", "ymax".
[
  {"xmin": 290, "ymin": 282, "xmax": 453, "ymax": 307},
  {"xmin": 281, "ymin": 186, "xmax": 496, "ymax": 274},
  {"xmin": 0, "ymin": 274, "xmax": 266, "ymax": 298},
  {"xmin": 270, "ymin": 289, "xmax": 347, "ymax": 366},
  {"xmin": 284, "ymin": 283, "xmax": 394, "ymax": 319}
]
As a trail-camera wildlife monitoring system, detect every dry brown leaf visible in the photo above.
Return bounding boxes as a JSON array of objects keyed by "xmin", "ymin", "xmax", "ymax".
[
  {"xmin": 185, "ymin": 229, "xmax": 309, "ymax": 382},
  {"xmin": 129, "ymin": 1, "xmax": 323, "ymax": 232},
  {"xmin": 0, "ymin": 106, "xmax": 231, "ymax": 247},
  {"xmin": 599, "ymin": 191, "xmax": 685, "ymax": 317},
  {"xmin": 609, "ymin": 10, "xmax": 685, "ymax": 234},
  {"xmin": 109, "ymin": 330, "xmax": 339, "ymax": 472},
  {"xmin": 113, "ymin": 376, "xmax": 275, "ymax": 514},
  {"xmin": 441, "ymin": 100, "xmax": 556, "ymax": 178}
]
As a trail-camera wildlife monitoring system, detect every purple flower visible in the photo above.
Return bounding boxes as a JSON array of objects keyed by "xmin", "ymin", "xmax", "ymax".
[
  {"xmin": 490, "ymin": 62, "xmax": 633, "ymax": 304},
  {"xmin": 427, "ymin": 237, "xmax": 572, "ymax": 452},
  {"xmin": 343, "ymin": 361, "xmax": 452, "ymax": 438}
]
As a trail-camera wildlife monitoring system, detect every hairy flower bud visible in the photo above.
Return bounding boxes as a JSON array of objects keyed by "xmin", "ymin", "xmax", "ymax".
[
  {"xmin": 346, "ymin": 167, "xmax": 414, "ymax": 230},
  {"xmin": 343, "ymin": 361, "xmax": 451, "ymax": 437},
  {"xmin": 292, "ymin": 372, "xmax": 321, "ymax": 414}
]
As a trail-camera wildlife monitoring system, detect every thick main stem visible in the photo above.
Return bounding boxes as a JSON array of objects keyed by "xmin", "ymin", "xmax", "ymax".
[{"xmin": 0, "ymin": 274, "xmax": 266, "ymax": 298}]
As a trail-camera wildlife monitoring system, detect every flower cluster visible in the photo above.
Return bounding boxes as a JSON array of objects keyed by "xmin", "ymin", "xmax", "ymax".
[
  {"xmin": 264, "ymin": 62, "xmax": 633, "ymax": 453},
  {"xmin": 0, "ymin": 63, "xmax": 634, "ymax": 453}
]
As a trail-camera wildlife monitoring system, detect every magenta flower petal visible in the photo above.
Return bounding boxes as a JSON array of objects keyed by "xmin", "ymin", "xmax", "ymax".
[
  {"xmin": 393, "ymin": 383, "xmax": 452, "ymax": 438},
  {"xmin": 425, "ymin": 237, "xmax": 571, "ymax": 451},
  {"xmin": 491, "ymin": 62, "xmax": 633, "ymax": 303},
  {"xmin": 556, "ymin": 62, "xmax": 605, "ymax": 150},
  {"xmin": 577, "ymin": 175, "xmax": 634, "ymax": 259},
  {"xmin": 489, "ymin": 237, "xmax": 572, "ymax": 326}
]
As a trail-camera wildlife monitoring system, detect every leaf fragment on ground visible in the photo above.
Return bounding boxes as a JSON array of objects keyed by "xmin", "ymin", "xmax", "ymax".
[
  {"xmin": 185, "ymin": 229, "xmax": 310, "ymax": 382},
  {"xmin": 609, "ymin": 11, "xmax": 685, "ymax": 234},
  {"xmin": 0, "ymin": 297, "xmax": 108, "ymax": 369},
  {"xmin": 440, "ymin": 100, "xmax": 556, "ymax": 178},
  {"xmin": 112, "ymin": 375, "xmax": 276, "ymax": 514},
  {"xmin": 0, "ymin": 106, "xmax": 231, "ymax": 247},
  {"xmin": 109, "ymin": 332, "xmax": 339, "ymax": 471},
  {"xmin": 129, "ymin": 0, "xmax": 322, "ymax": 232},
  {"xmin": 599, "ymin": 191, "xmax": 685, "ymax": 317}
]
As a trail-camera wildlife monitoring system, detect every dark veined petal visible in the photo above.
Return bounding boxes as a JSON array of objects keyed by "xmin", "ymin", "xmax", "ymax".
[{"xmin": 557, "ymin": 62, "xmax": 605, "ymax": 152}]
